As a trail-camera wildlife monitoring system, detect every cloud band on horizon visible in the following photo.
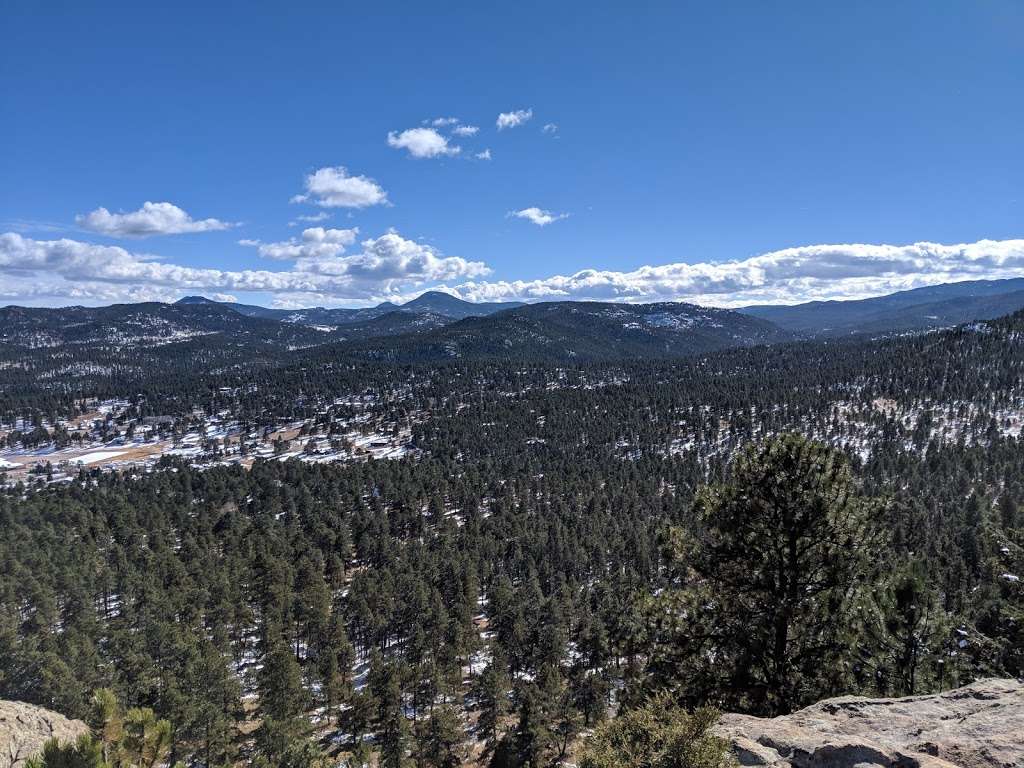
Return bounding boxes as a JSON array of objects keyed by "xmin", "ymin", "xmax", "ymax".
[{"xmin": 1, "ymin": 233, "xmax": 1023, "ymax": 309}]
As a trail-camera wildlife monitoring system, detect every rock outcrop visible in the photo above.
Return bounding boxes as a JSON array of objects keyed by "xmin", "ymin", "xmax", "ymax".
[
  {"xmin": 714, "ymin": 678, "xmax": 1023, "ymax": 768},
  {"xmin": 0, "ymin": 700, "xmax": 89, "ymax": 768}
]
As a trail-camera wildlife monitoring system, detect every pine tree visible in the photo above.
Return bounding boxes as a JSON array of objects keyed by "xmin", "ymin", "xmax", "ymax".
[
  {"xmin": 570, "ymin": 669, "xmax": 609, "ymax": 728},
  {"xmin": 649, "ymin": 434, "xmax": 880, "ymax": 715},
  {"xmin": 342, "ymin": 689, "xmax": 375, "ymax": 749},
  {"xmin": 259, "ymin": 640, "xmax": 307, "ymax": 723},
  {"xmin": 376, "ymin": 657, "xmax": 409, "ymax": 768},
  {"xmin": 513, "ymin": 681, "xmax": 551, "ymax": 767},
  {"xmin": 859, "ymin": 560, "xmax": 950, "ymax": 696},
  {"xmin": 473, "ymin": 648, "xmax": 510, "ymax": 751},
  {"xmin": 414, "ymin": 704, "xmax": 464, "ymax": 768},
  {"xmin": 24, "ymin": 736, "xmax": 108, "ymax": 768},
  {"xmin": 578, "ymin": 692, "xmax": 732, "ymax": 768},
  {"xmin": 379, "ymin": 701, "xmax": 410, "ymax": 768},
  {"xmin": 119, "ymin": 707, "xmax": 173, "ymax": 768},
  {"xmin": 88, "ymin": 689, "xmax": 122, "ymax": 765},
  {"xmin": 316, "ymin": 613, "xmax": 354, "ymax": 724},
  {"xmin": 256, "ymin": 639, "xmax": 308, "ymax": 760},
  {"xmin": 998, "ymin": 492, "xmax": 1019, "ymax": 531},
  {"xmin": 185, "ymin": 638, "xmax": 242, "ymax": 767}
]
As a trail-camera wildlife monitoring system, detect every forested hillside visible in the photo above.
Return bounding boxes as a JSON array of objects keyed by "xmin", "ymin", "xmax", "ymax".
[
  {"xmin": 5, "ymin": 281, "xmax": 1024, "ymax": 423},
  {"xmin": 1, "ymin": 310, "xmax": 1022, "ymax": 766}
]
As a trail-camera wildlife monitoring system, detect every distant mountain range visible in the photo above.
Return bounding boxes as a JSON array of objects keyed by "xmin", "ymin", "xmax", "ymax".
[
  {"xmin": 176, "ymin": 291, "xmax": 523, "ymax": 325},
  {"xmin": 3, "ymin": 279, "xmax": 1024, "ymax": 364},
  {"xmin": 737, "ymin": 278, "xmax": 1024, "ymax": 337},
  {"xmin": 0, "ymin": 301, "xmax": 327, "ymax": 349}
]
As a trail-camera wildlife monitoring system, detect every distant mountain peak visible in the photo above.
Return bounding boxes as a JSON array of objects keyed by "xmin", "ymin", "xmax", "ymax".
[
  {"xmin": 403, "ymin": 290, "xmax": 466, "ymax": 306},
  {"xmin": 395, "ymin": 291, "xmax": 524, "ymax": 319}
]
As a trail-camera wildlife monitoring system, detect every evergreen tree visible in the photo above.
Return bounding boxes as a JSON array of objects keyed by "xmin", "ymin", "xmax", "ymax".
[
  {"xmin": 376, "ymin": 657, "xmax": 410, "ymax": 768},
  {"xmin": 413, "ymin": 704, "xmax": 464, "ymax": 768},
  {"xmin": 648, "ymin": 435, "xmax": 880, "ymax": 715},
  {"xmin": 257, "ymin": 640, "xmax": 308, "ymax": 760},
  {"xmin": 513, "ymin": 681, "xmax": 552, "ymax": 768},
  {"xmin": 473, "ymin": 648, "xmax": 510, "ymax": 751},
  {"xmin": 24, "ymin": 736, "xmax": 108, "ymax": 768},
  {"xmin": 119, "ymin": 708, "xmax": 172, "ymax": 768},
  {"xmin": 578, "ymin": 692, "xmax": 732, "ymax": 768},
  {"xmin": 342, "ymin": 689, "xmax": 375, "ymax": 749},
  {"xmin": 859, "ymin": 561, "xmax": 950, "ymax": 695},
  {"xmin": 379, "ymin": 702, "xmax": 411, "ymax": 768}
]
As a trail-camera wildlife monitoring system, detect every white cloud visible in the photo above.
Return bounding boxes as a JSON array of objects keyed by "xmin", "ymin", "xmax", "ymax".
[
  {"xmin": 0, "ymin": 233, "xmax": 320, "ymax": 293},
  {"xmin": 509, "ymin": 207, "xmax": 569, "ymax": 226},
  {"xmin": 542, "ymin": 123, "xmax": 558, "ymax": 135},
  {"xmin": 5, "ymin": 233, "xmax": 1024, "ymax": 310},
  {"xmin": 475, "ymin": 149, "xmax": 492, "ymax": 161},
  {"xmin": 291, "ymin": 166, "xmax": 389, "ymax": 209},
  {"xmin": 387, "ymin": 128, "xmax": 461, "ymax": 158},
  {"xmin": 76, "ymin": 202, "xmax": 236, "ymax": 238},
  {"xmin": 445, "ymin": 239, "xmax": 1024, "ymax": 306},
  {"xmin": 496, "ymin": 108, "xmax": 533, "ymax": 130},
  {"xmin": 0, "ymin": 230, "xmax": 488, "ymax": 305},
  {"xmin": 240, "ymin": 227, "xmax": 359, "ymax": 260},
  {"xmin": 0, "ymin": 218, "xmax": 72, "ymax": 234},
  {"xmin": 291, "ymin": 230, "xmax": 489, "ymax": 287},
  {"xmin": 0, "ymin": 276, "xmax": 185, "ymax": 305},
  {"xmin": 289, "ymin": 212, "xmax": 331, "ymax": 226},
  {"xmin": 426, "ymin": 118, "xmax": 478, "ymax": 137},
  {"xmin": 212, "ymin": 293, "xmax": 238, "ymax": 303}
]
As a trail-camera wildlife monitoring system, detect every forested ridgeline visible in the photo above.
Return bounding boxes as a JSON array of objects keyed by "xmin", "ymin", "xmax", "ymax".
[{"xmin": 2, "ymin": 308, "xmax": 1022, "ymax": 429}]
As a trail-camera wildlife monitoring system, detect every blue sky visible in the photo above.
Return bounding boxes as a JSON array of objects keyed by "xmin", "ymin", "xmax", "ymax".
[{"xmin": 2, "ymin": 1, "xmax": 1023, "ymax": 308}]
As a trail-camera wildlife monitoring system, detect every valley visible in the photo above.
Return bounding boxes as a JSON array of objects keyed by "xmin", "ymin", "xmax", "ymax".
[{"xmin": 2, "ymin": 287, "xmax": 1023, "ymax": 766}]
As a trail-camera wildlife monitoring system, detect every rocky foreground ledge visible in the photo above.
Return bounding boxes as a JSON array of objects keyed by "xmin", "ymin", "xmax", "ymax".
[
  {"xmin": 0, "ymin": 700, "xmax": 88, "ymax": 768},
  {"xmin": 1, "ymin": 680, "xmax": 1021, "ymax": 768},
  {"xmin": 714, "ymin": 678, "xmax": 1023, "ymax": 768}
]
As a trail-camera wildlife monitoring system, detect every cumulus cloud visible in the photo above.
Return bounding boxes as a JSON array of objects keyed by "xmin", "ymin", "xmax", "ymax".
[
  {"xmin": 344, "ymin": 231, "xmax": 488, "ymax": 283},
  {"xmin": 240, "ymin": 227, "xmax": 359, "ymax": 260},
  {"xmin": 0, "ymin": 230, "xmax": 488, "ymax": 305},
  {"xmin": 444, "ymin": 240, "xmax": 1024, "ymax": 306},
  {"xmin": 475, "ymin": 149, "xmax": 493, "ymax": 161},
  {"xmin": 77, "ymin": 202, "xmax": 236, "ymax": 238},
  {"xmin": 430, "ymin": 117, "xmax": 460, "ymax": 127},
  {"xmin": 387, "ymin": 128, "xmax": 461, "ymax": 158},
  {"xmin": 496, "ymin": 108, "xmax": 533, "ymax": 130},
  {"xmin": 542, "ymin": 123, "xmax": 558, "ymax": 135},
  {"xmin": 509, "ymin": 207, "xmax": 569, "ymax": 226},
  {"xmin": 291, "ymin": 166, "xmax": 389, "ymax": 208},
  {"xmin": 452, "ymin": 124, "xmax": 479, "ymax": 137}
]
